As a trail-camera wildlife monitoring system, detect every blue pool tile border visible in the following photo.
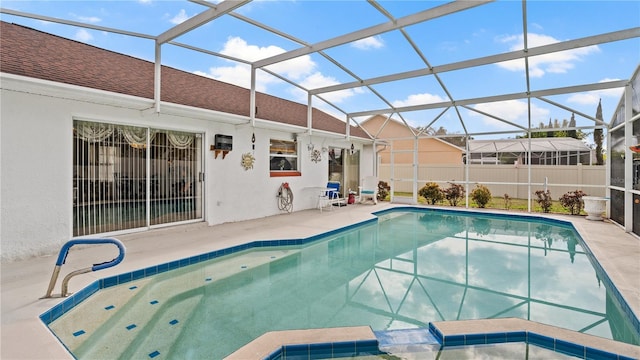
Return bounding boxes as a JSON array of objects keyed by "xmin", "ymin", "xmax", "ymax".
[
  {"xmin": 434, "ymin": 328, "xmax": 626, "ymax": 360},
  {"xmin": 261, "ymin": 326, "xmax": 632, "ymax": 360},
  {"xmin": 39, "ymin": 206, "xmax": 639, "ymax": 350},
  {"xmin": 264, "ymin": 339, "xmax": 381, "ymax": 360}
]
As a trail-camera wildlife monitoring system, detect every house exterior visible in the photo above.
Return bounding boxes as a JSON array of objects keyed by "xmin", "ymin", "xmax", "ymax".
[
  {"xmin": 0, "ymin": 22, "xmax": 374, "ymax": 260},
  {"xmin": 360, "ymin": 115, "xmax": 464, "ymax": 165}
]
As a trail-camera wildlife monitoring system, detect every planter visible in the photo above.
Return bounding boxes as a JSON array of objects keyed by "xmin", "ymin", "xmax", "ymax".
[{"xmin": 583, "ymin": 196, "xmax": 608, "ymax": 221}]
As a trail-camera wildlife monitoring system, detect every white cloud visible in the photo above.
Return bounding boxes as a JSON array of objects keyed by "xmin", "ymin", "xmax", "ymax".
[
  {"xmin": 469, "ymin": 100, "xmax": 550, "ymax": 130},
  {"xmin": 195, "ymin": 63, "xmax": 279, "ymax": 92},
  {"xmin": 197, "ymin": 37, "xmax": 361, "ymax": 110},
  {"xmin": 567, "ymin": 78, "xmax": 625, "ymax": 105},
  {"xmin": 298, "ymin": 72, "xmax": 359, "ymax": 104},
  {"xmin": 138, "ymin": 0, "xmax": 152, "ymax": 4},
  {"xmin": 351, "ymin": 36, "xmax": 384, "ymax": 50},
  {"xmin": 496, "ymin": 33, "xmax": 600, "ymax": 78},
  {"xmin": 74, "ymin": 29, "xmax": 93, "ymax": 42},
  {"xmin": 170, "ymin": 9, "xmax": 190, "ymax": 24},
  {"xmin": 392, "ymin": 93, "xmax": 447, "ymax": 107},
  {"xmin": 219, "ymin": 36, "xmax": 316, "ymax": 81},
  {"xmin": 75, "ymin": 15, "xmax": 101, "ymax": 23}
]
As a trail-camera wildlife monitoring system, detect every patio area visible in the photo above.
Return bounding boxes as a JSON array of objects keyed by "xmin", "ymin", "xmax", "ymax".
[{"xmin": 1, "ymin": 203, "xmax": 639, "ymax": 359}]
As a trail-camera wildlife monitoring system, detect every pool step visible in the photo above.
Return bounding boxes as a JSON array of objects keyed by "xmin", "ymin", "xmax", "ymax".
[
  {"xmin": 374, "ymin": 328, "xmax": 441, "ymax": 360},
  {"xmin": 49, "ymin": 249, "xmax": 298, "ymax": 358},
  {"xmin": 71, "ymin": 263, "xmax": 217, "ymax": 359}
]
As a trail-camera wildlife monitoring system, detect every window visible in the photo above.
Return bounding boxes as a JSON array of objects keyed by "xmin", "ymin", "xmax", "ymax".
[{"xmin": 269, "ymin": 139, "xmax": 299, "ymax": 176}]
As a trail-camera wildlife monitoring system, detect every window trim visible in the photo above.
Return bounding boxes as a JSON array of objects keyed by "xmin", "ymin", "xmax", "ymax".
[{"xmin": 269, "ymin": 138, "xmax": 299, "ymax": 177}]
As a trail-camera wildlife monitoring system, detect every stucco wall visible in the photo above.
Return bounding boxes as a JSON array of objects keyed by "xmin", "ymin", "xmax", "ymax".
[{"xmin": 1, "ymin": 76, "xmax": 365, "ymax": 261}]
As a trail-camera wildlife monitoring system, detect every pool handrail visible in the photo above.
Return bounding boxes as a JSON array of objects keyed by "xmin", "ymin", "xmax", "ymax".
[{"xmin": 42, "ymin": 238, "xmax": 126, "ymax": 298}]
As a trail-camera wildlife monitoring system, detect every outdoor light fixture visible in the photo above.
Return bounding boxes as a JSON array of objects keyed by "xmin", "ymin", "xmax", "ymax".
[
  {"xmin": 350, "ymin": 143, "xmax": 355, "ymax": 154},
  {"xmin": 307, "ymin": 143, "xmax": 314, "ymax": 152}
]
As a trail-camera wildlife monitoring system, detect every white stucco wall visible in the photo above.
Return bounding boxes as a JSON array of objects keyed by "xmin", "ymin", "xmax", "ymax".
[{"xmin": 0, "ymin": 75, "xmax": 370, "ymax": 261}]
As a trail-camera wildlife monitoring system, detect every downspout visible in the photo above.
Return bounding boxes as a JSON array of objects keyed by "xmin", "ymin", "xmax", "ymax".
[
  {"xmin": 375, "ymin": 142, "xmax": 387, "ymax": 177},
  {"xmin": 250, "ymin": 66, "xmax": 256, "ymax": 127},
  {"xmin": 307, "ymin": 94, "xmax": 313, "ymax": 134}
]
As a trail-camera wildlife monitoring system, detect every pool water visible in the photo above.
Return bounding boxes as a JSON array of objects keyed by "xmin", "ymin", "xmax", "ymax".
[
  {"xmin": 48, "ymin": 209, "xmax": 639, "ymax": 359},
  {"xmin": 351, "ymin": 342, "xmax": 579, "ymax": 360}
]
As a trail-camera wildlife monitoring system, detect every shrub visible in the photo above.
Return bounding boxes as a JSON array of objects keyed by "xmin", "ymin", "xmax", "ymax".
[
  {"xmin": 470, "ymin": 184, "xmax": 492, "ymax": 208},
  {"xmin": 559, "ymin": 190, "xmax": 586, "ymax": 215},
  {"xmin": 534, "ymin": 190, "xmax": 553, "ymax": 213},
  {"xmin": 443, "ymin": 182, "xmax": 465, "ymax": 206},
  {"xmin": 418, "ymin": 182, "xmax": 444, "ymax": 205},
  {"xmin": 377, "ymin": 181, "xmax": 390, "ymax": 201},
  {"xmin": 503, "ymin": 193, "xmax": 512, "ymax": 210}
]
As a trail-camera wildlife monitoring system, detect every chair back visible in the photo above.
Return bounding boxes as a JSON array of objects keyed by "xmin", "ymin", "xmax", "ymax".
[
  {"xmin": 327, "ymin": 181, "xmax": 340, "ymax": 198},
  {"xmin": 362, "ymin": 176, "xmax": 377, "ymax": 190}
]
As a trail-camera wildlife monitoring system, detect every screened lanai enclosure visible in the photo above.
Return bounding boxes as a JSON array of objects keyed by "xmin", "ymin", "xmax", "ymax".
[
  {"xmin": 1, "ymin": 0, "xmax": 639, "ymax": 237},
  {"xmin": 467, "ymin": 138, "xmax": 594, "ymax": 166}
]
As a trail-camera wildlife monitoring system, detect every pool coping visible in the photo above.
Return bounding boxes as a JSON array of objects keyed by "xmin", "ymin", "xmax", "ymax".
[
  {"xmin": 35, "ymin": 206, "xmax": 640, "ymax": 359},
  {"xmin": 225, "ymin": 326, "xmax": 378, "ymax": 359},
  {"xmin": 226, "ymin": 319, "xmax": 640, "ymax": 360}
]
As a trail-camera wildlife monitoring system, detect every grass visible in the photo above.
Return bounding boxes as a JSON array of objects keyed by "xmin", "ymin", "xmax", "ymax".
[{"xmin": 390, "ymin": 192, "xmax": 583, "ymax": 216}]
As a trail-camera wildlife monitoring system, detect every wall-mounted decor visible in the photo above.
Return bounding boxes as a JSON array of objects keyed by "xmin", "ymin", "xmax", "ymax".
[
  {"xmin": 311, "ymin": 149, "xmax": 322, "ymax": 163},
  {"xmin": 241, "ymin": 152, "xmax": 255, "ymax": 170}
]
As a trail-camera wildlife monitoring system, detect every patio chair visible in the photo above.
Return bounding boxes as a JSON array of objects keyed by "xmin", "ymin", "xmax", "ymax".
[
  {"xmin": 326, "ymin": 181, "xmax": 341, "ymax": 200},
  {"xmin": 359, "ymin": 176, "xmax": 378, "ymax": 204},
  {"xmin": 318, "ymin": 181, "xmax": 342, "ymax": 212}
]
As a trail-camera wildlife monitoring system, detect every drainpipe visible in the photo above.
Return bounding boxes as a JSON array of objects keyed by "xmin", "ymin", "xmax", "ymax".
[{"xmin": 250, "ymin": 66, "xmax": 256, "ymax": 127}]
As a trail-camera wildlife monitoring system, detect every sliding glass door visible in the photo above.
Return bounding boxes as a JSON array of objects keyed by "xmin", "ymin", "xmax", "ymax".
[{"xmin": 73, "ymin": 120, "xmax": 203, "ymax": 236}]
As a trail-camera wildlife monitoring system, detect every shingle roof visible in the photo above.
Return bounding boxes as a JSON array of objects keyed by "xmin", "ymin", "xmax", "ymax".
[{"xmin": 0, "ymin": 21, "xmax": 369, "ymax": 139}]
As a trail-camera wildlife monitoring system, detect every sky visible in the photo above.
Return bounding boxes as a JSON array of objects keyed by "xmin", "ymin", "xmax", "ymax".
[{"xmin": 1, "ymin": 0, "xmax": 639, "ymax": 141}]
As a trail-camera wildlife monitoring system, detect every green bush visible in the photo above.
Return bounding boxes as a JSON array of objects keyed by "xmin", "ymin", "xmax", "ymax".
[
  {"xmin": 443, "ymin": 182, "xmax": 465, "ymax": 206},
  {"xmin": 470, "ymin": 184, "xmax": 492, "ymax": 208},
  {"xmin": 534, "ymin": 190, "xmax": 553, "ymax": 213},
  {"xmin": 559, "ymin": 190, "xmax": 586, "ymax": 215},
  {"xmin": 418, "ymin": 182, "xmax": 444, "ymax": 205}
]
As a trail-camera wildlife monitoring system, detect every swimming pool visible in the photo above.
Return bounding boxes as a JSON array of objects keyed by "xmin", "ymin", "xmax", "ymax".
[{"xmin": 42, "ymin": 208, "xmax": 640, "ymax": 359}]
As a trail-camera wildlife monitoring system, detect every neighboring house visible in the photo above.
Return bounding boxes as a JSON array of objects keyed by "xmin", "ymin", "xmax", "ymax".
[
  {"xmin": 468, "ymin": 138, "xmax": 595, "ymax": 165},
  {"xmin": 0, "ymin": 22, "xmax": 373, "ymax": 260},
  {"xmin": 360, "ymin": 115, "xmax": 464, "ymax": 165}
]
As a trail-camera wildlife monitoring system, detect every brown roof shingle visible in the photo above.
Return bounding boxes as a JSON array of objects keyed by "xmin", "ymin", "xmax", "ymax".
[{"xmin": 0, "ymin": 21, "xmax": 369, "ymax": 139}]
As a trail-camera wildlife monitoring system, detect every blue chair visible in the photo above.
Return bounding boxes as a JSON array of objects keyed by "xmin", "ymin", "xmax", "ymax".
[{"xmin": 326, "ymin": 181, "xmax": 340, "ymax": 200}]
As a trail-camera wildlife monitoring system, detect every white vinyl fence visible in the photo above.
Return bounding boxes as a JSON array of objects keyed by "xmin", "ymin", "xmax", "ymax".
[{"xmin": 380, "ymin": 164, "xmax": 606, "ymax": 199}]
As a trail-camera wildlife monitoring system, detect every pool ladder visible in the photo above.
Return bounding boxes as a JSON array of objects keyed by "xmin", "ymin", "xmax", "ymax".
[{"xmin": 42, "ymin": 238, "xmax": 126, "ymax": 298}]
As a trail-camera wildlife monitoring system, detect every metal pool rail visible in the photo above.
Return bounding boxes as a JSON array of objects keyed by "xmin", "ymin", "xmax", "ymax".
[{"xmin": 42, "ymin": 238, "xmax": 126, "ymax": 298}]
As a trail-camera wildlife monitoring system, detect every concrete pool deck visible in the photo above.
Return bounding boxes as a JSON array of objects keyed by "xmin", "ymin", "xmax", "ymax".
[{"xmin": 1, "ymin": 203, "xmax": 639, "ymax": 359}]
